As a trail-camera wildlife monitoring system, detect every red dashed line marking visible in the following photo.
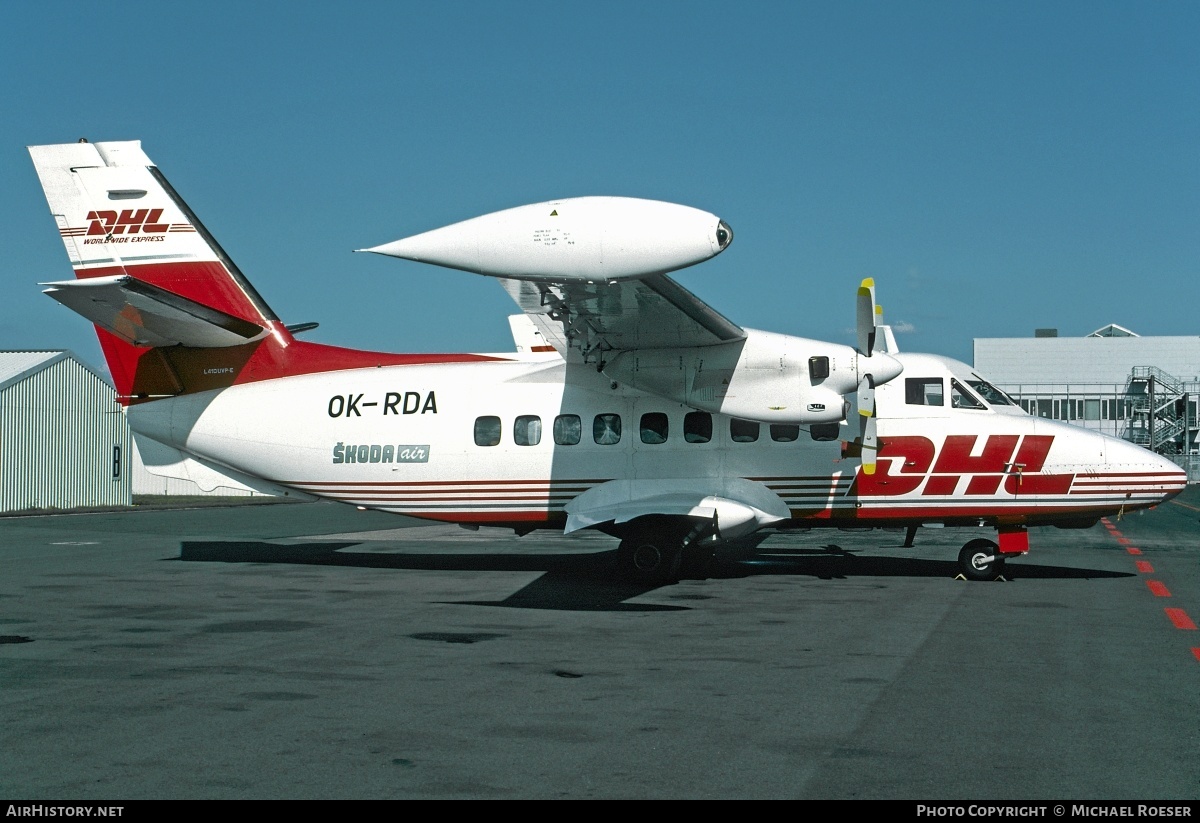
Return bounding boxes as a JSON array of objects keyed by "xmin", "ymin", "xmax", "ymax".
[
  {"xmin": 1105, "ymin": 521, "xmax": 1198, "ymax": 661},
  {"xmin": 1165, "ymin": 609, "xmax": 1197, "ymax": 630}
]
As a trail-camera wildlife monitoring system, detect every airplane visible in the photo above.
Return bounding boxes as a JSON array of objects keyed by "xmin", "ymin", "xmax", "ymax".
[{"xmin": 27, "ymin": 139, "xmax": 1188, "ymax": 584}]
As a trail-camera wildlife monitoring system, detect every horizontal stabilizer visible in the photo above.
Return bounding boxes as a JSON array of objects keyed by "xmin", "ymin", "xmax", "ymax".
[{"xmin": 42, "ymin": 275, "xmax": 269, "ymax": 348}]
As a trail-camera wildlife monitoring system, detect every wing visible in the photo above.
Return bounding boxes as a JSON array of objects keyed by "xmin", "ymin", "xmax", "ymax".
[
  {"xmin": 497, "ymin": 272, "xmax": 744, "ymax": 361},
  {"xmin": 360, "ymin": 195, "xmax": 743, "ymax": 361}
]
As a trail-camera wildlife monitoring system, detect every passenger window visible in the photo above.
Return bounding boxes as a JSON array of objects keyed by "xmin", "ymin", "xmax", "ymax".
[
  {"xmin": 593, "ymin": 413, "xmax": 622, "ymax": 445},
  {"xmin": 730, "ymin": 418, "xmax": 760, "ymax": 443},
  {"xmin": 474, "ymin": 415, "xmax": 501, "ymax": 447},
  {"xmin": 770, "ymin": 424, "xmax": 799, "ymax": 442},
  {"xmin": 514, "ymin": 415, "xmax": 542, "ymax": 446},
  {"xmin": 951, "ymin": 380, "xmax": 985, "ymax": 410},
  {"xmin": 684, "ymin": 411, "xmax": 712, "ymax": 443},
  {"xmin": 553, "ymin": 414, "xmax": 581, "ymax": 445},
  {"xmin": 640, "ymin": 412, "xmax": 668, "ymax": 444},
  {"xmin": 905, "ymin": 378, "xmax": 944, "ymax": 406}
]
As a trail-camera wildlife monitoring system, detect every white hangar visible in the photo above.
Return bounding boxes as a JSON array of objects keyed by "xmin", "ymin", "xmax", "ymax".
[
  {"xmin": 0, "ymin": 350, "xmax": 265, "ymax": 514},
  {"xmin": 0, "ymin": 350, "xmax": 131, "ymax": 513}
]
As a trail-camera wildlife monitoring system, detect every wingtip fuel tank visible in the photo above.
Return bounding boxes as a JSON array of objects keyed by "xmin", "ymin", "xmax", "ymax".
[{"xmin": 359, "ymin": 196, "xmax": 732, "ymax": 281}]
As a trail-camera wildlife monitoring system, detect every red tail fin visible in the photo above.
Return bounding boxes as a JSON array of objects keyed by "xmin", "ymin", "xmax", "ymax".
[{"xmin": 29, "ymin": 140, "xmax": 500, "ymax": 403}]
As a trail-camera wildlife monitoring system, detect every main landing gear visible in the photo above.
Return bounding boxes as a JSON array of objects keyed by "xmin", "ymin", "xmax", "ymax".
[{"xmin": 615, "ymin": 518, "xmax": 715, "ymax": 585}]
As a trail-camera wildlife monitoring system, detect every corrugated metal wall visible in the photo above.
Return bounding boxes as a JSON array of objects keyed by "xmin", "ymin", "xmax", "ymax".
[{"xmin": 0, "ymin": 357, "xmax": 131, "ymax": 512}]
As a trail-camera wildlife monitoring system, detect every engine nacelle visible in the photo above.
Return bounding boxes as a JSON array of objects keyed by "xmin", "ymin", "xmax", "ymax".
[
  {"xmin": 360, "ymin": 196, "xmax": 732, "ymax": 281},
  {"xmin": 603, "ymin": 328, "xmax": 898, "ymax": 424}
]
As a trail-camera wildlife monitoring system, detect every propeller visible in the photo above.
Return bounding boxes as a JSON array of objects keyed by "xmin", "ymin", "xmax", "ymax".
[{"xmin": 855, "ymin": 278, "xmax": 888, "ymax": 475}]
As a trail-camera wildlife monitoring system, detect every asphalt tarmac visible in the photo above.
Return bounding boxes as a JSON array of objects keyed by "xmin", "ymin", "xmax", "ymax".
[{"xmin": 2, "ymin": 488, "xmax": 1198, "ymax": 800}]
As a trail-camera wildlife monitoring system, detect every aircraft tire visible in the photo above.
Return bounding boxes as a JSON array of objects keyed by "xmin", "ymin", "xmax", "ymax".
[
  {"xmin": 618, "ymin": 526, "xmax": 683, "ymax": 585},
  {"xmin": 959, "ymin": 538, "xmax": 1005, "ymax": 581}
]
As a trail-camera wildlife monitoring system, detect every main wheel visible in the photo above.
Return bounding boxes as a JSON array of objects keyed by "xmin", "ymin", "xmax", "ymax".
[
  {"xmin": 958, "ymin": 538, "xmax": 1006, "ymax": 581},
  {"xmin": 617, "ymin": 527, "xmax": 683, "ymax": 585}
]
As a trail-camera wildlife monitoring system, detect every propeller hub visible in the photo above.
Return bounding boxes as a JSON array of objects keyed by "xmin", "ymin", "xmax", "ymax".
[{"xmin": 859, "ymin": 350, "xmax": 903, "ymax": 386}]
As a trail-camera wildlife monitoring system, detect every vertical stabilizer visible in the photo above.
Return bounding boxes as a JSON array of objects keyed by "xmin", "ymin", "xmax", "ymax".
[{"xmin": 29, "ymin": 140, "xmax": 497, "ymax": 404}]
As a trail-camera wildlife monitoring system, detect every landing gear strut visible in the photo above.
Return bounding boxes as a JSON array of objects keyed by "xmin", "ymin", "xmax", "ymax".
[{"xmin": 958, "ymin": 538, "xmax": 1006, "ymax": 581}]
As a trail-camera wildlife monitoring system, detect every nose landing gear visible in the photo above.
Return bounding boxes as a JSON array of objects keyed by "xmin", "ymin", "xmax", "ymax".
[{"xmin": 958, "ymin": 538, "xmax": 1006, "ymax": 581}]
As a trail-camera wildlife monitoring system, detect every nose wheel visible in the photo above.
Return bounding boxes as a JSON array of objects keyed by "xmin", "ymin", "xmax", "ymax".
[{"xmin": 959, "ymin": 538, "xmax": 1006, "ymax": 581}]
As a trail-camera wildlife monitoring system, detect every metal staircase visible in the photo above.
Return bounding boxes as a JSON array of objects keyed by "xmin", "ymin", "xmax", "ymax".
[{"xmin": 1125, "ymin": 366, "xmax": 1189, "ymax": 453}]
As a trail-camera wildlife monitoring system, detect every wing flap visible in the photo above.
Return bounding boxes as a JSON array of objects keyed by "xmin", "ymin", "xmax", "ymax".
[
  {"xmin": 42, "ymin": 274, "xmax": 269, "ymax": 348},
  {"xmin": 499, "ymin": 272, "xmax": 744, "ymax": 358}
]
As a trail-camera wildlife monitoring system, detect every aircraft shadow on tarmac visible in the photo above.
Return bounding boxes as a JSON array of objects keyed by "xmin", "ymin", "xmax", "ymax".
[{"xmin": 177, "ymin": 539, "xmax": 1134, "ymax": 613}]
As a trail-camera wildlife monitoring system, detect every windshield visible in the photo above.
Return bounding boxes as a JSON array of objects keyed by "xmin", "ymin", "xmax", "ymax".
[{"xmin": 966, "ymin": 375, "xmax": 1017, "ymax": 406}]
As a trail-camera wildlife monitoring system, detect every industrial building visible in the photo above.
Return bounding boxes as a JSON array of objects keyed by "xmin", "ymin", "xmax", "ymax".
[
  {"xmin": 0, "ymin": 350, "xmax": 131, "ymax": 513},
  {"xmin": 0, "ymin": 350, "xmax": 263, "ymax": 514},
  {"xmin": 974, "ymin": 325, "xmax": 1200, "ymax": 480}
]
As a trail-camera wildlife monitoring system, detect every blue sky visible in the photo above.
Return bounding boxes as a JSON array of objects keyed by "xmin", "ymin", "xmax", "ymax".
[{"xmin": 3, "ymin": 2, "xmax": 1197, "ymax": 375}]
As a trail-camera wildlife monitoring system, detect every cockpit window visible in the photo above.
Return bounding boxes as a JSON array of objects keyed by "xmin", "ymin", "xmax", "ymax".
[
  {"xmin": 905, "ymin": 378, "xmax": 944, "ymax": 406},
  {"xmin": 951, "ymin": 379, "xmax": 986, "ymax": 410},
  {"xmin": 966, "ymin": 375, "xmax": 1016, "ymax": 406}
]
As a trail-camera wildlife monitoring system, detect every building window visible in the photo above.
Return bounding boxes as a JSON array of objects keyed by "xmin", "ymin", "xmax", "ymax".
[{"xmin": 1084, "ymin": 399, "xmax": 1101, "ymax": 421}]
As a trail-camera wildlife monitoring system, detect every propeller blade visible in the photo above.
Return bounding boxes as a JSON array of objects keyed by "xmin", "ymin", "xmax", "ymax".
[
  {"xmin": 858, "ymin": 374, "xmax": 878, "ymax": 474},
  {"xmin": 856, "ymin": 277, "xmax": 878, "ymax": 356}
]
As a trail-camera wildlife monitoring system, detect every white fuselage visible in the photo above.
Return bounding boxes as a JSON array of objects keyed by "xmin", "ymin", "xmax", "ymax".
[{"xmin": 127, "ymin": 350, "xmax": 1186, "ymax": 529}]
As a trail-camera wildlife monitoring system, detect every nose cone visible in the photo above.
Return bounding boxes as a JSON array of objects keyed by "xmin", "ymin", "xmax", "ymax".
[
  {"xmin": 1105, "ymin": 437, "xmax": 1188, "ymax": 505},
  {"xmin": 713, "ymin": 219, "xmax": 734, "ymax": 253}
]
